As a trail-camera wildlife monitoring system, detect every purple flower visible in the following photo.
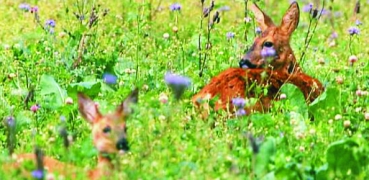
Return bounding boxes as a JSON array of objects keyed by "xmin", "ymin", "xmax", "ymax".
[
  {"xmin": 31, "ymin": 170, "xmax": 44, "ymax": 179},
  {"xmin": 235, "ymin": 109, "xmax": 246, "ymax": 116},
  {"xmin": 355, "ymin": 20, "xmax": 362, "ymax": 26},
  {"xmin": 348, "ymin": 26, "xmax": 360, "ymax": 35},
  {"xmin": 30, "ymin": 6, "xmax": 38, "ymax": 13},
  {"xmin": 232, "ymin": 97, "xmax": 246, "ymax": 109},
  {"xmin": 255, "ymin": 27, "xmax": 262, "ymax": 34},
  {"xmin": 169, "ymin": 3, "xmax": 181, "ymax": 11},
  {"xmin": 261, "ymin": 47, "xmax": 276, "ymax": 58},
  {"xmin": 45, "ymin": 19, "xmax": 56, "ymax": 28},
  {"xmin": 60, "ymin": 115, "xmax": 66, "ymax": 122},
  {"xmin": 165, "ymin": 72, "xmax": 191, "ymax": 99},
  {"xmin": 30, "ymin": 104, "xmax": 40, "ymax": 113},
  {"xmin": 103, "ymin": 73, "xmax": 118, "ymax": 84},
  {"xmin": 330, "ymin": 31, "xmax": 338, "ymax": 39},
  {"xmin": 218, "ymin": 6, "xmax": 230, "ymax": 12},
  {"xmin": 6, "ymin": 116, "xmax": 15, "ymax": 127},
  {"xmin": 19, "ymin": 3, "xmax": 30, "ymax": 11},
  {"xmin": 302, "ymin": 3, "xmax": 313, "ymax": 12},
  {"xmin": 226, "ymin": 32, "xmax": 235, "ymax": 40}
]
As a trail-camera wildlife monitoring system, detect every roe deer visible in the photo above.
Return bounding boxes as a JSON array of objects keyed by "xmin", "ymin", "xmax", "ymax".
[
  {"xmin": 6, "ymin": 89, "xmax": 138, "ymax": 179},
  {"xmin": 193, "ymin": 2, "xmax": 324, "ymax": 115}
]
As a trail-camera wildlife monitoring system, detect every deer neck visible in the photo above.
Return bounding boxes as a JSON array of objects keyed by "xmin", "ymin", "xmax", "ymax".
[{"xmin": 88, "ymin": 153, "xmax": 116, "ymax": 179}]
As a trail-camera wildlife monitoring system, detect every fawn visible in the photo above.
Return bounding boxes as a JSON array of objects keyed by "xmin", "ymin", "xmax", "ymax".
[
  {"xmin": 6, "ymin": 89, "xmax": 138, "ymax": 179},
  {"xmin": 193, "ymin": 2, "xmax": 324, "ymax": 115}
]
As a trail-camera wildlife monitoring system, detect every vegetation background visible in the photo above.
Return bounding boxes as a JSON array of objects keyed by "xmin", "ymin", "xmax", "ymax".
[{"xmin": 0, "ymin": 0, "xmax": 368, "ymax": 179}]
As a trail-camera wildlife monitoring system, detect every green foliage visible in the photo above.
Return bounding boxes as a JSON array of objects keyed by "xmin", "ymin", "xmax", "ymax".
[{"xmin": 0, "ymin": 0, "xmax": 369, "ymax": 179}]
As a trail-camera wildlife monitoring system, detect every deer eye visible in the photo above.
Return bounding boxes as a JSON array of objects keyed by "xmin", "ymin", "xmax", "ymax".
[
  {"xmin": 263, "ymin": 41, "xmax": 273, "ymax": 48},
  {"xmin": 102, "ymin": 126, "xmax": 112, "ymax": 133}
]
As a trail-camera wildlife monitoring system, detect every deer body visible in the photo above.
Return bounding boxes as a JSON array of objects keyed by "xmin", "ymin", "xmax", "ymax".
[
  {"xmin": 5, "ymin": 89, "xmax": 138, "ymax": 179},
  {"xmin": 193, "ymin": 2, "xmax": 324, "ymax": 115}
]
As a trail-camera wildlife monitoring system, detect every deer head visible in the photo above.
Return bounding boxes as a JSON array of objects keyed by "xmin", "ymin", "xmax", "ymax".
[
  {"xmin": 240, "ymin": 2, "xmax": 300, "ymax": 74},
  {"xmin": 77, "ymin": 89, "xmax": 138, "ymax": 154}
]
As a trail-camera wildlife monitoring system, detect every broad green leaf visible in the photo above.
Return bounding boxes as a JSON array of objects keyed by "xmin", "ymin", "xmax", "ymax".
[
  {"xmin": 39, "ymin": 74, "xmax": 67, "ymax": 109},
  {"xmin": 67, "ymin": 81, "xmax": 101, "ymax": 98},
  {"xmin": 309, "ymin": 87, "xmax": 341, "ymax": 120}
]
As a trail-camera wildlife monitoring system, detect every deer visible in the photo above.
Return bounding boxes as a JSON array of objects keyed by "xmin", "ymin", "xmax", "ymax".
[
  {"xmin": 192, "ymin": 2, "xmax": 324, "ymax": 115},
  {"xmin": 5, "ymin": 89, "xmax": 138, "ymax": 179}
]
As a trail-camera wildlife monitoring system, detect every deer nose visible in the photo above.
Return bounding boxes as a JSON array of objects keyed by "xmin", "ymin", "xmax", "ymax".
[
  {"xmin": 116, "ymin": 138, "xmax": 129, "ymax": 151},
  {"xmin": 239, "ymin": 59, "xmax": 249, "ymax": 69}
]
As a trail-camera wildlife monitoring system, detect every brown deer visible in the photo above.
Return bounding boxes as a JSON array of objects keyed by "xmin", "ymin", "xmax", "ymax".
[
  {"xmin": 6, "ymin": 89, "xmax": 138, "ymax": 179},
  {"xmin": 193, "ymin": 2, "xmax": 324, "ymax": 115}
]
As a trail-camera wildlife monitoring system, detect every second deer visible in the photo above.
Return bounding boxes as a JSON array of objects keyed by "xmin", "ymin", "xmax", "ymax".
[{"xmin": 6, "ymin": 89, "xmax": 138, "ymax": 179}]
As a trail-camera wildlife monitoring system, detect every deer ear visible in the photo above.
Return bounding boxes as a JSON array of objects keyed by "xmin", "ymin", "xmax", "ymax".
[
  {"xmin": 249, "ymin": 3, "xmax": 275, "ymax": 31},
  {"xmin": 280, "ymin": 2, "xmax": 300, "ymax": 35},
  {"xmin": 116, "ymin": 88, "xmax": 139, "ymax": 117},
  {"xmin": 77, "ymin": 93, "xmax": 101, "ymax": 124}
]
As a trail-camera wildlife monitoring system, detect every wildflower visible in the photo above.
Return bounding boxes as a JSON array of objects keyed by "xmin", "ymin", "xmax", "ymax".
[
  {"xmin": 60, "ymin": 115, "xmax": 66, "ymax": 122},
  {"xmin": 30, "ymin": 104, "xmax": 40, "ymax": 113},
  {"xmin": 102, "ymin": 73, "xmax": 117, "ymax": 84},
  {"xmin": 232, "ymin": 97, "xmax": 246, "ymax": 109},
  {"xmin": 159, "ymin": 93, "xmax": 168, "ymax": 104},
  {"xmin": 279, "ymin": 94, "xmax": 287, "ymax": 100},
  {"xmin": 236, "ymin": 109, "xmax": 247, "ymax": 116},
  {"xmin": 226, "ymin": 32, "xmax": 235, "ymax": 40},
  {"xmin": 30, "ymin": 6, "xmax": 38, "ymax": 13},
  {"xmin": 169, "ymin": 3, "xmax": 181, "ymax": 11},
  {"xmin": 261, "ymin": 47, "xmax": 276, "ymax": 58},
  {"xmin": 302, "ymin": 3, "xmax": 313, "ymax": 13},
  {"xmin": 31, "ymin": 170, "xmax": 44, "ymax": 179},
  {"xmin": 348, "ymin": 55, "xmax": 358, "ymax": 65},
  {"xmin": 334, "ymin": 114, "xmax": 342, "ymax": 120},
  {"xmin": 163, "ymin": 33, "xmax": 170, "ymax": 39},
  {"xmin": 336, "ymin": 77, "xmax": 344, "ymax": 84},
  {"xmin": 365, "ymin": 112, "xmax": 369, "ymax": 120},
  {"xmin": 45, "ymin": 19, "xmax": 56, "ymax": 28},
  {"xmin": 355, "ymin": 19, "xmax": 362, "ymax": 26},
  {"xmin": 19, "ymin": 3, "xmax": 30, "ymax": 11},
  {"xmin": 343, "ymin": 120, "xmax": 351, "ymax": 128},
  {"xmin": 330, "ymin": 31, "xmax": 338, "ymax": 39},
  {"xmin": 255, "ymin": 27, "xmax": 262, "ymax": 34},
  {"xmin": 65, "ymin": 97, "xmax": 73, "ymax": 104},
  {"xmin": 172, "ymin": 26, "xmax": 178, "ymax": 33},
  {"xmin": 164, "ymin": 72, "xmax": 191, "ymax": 100},
  {"xmin": 6, "ymin": 116, "xmax": 15, "ymax": 127},
  {"xmin": 203, "ymin": 7, "xmax": 210, "ymax": 17},
  {"xmin": 348, "ymin": 26, "xmax": 360, "ymax": 35},
  {"xmin": 218, "ymin": 6, "xmax": 230, "ymax": 12}
]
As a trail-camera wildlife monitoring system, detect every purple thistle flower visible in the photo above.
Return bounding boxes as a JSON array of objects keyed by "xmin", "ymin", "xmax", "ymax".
[
  {"xmin": 45, "ymin": 19, "xmax": 56, "ymax": 28},
  {"xmin": 30, "ymin": 6, "xmax": 38, "ymax": 13},
  {"xmin": 31, "ymin": 170, "xmax": 44, "ymax": 179},
  {"xmin": 164, "ymin": 72, "xmax": 191, "ymax": 100},
  {"xmin": 355, "ymin": 20, "xmax": 362, "ymax": 26},
  {"xmin": 302, "ymin": 3, "xmax": 313, "ymax": 12},
  {"xmin": 6, "ymin": 116, "xmax": 15, "ymax": 127},
  {"xmin": 348, "ymin": 26, "xmax": 360, "ymax": 35},
  {"xmin": 169, "ymin": 3, "xmax": 181, "ymax": 11},
  {"xmin": 103, "ymin": 73, "xmax": 118, "ymax": 84},
  {"xmin": 19, "ymin": 3, "xmax": 30, "ymax": 12},
  {"xmin": 330, "ymin": 31, "xmax": 338, "ymax": 39},
  {"xmin": 232, "ymin": 97, "xmax": 246, "ymax": 109},
  {"xmin": 235, "ymin": 109, "xmax": 247, "ymax": 116},
  {"xmin": 261, "ymin": 47, "xmax": 276, "ymax": 58},
  {"xmin": 226, "ymin": 32, "xmax": 235, "ymax": 40},
  {"xmin": 255, "ymin": 27, "xmax": 262, "ymax": 34}
]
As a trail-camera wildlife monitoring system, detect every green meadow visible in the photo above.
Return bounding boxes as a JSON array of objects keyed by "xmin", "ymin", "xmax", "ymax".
[{"xmin": 0, "ymin": 0, "xmax": 368, "ymax": 179}]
